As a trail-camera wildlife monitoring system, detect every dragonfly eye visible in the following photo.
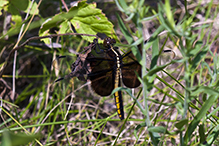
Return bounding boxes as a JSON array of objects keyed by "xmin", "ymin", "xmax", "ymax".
[{"xmin": 103, "ymin": 37, "xmax": 116, "ymax": 48}]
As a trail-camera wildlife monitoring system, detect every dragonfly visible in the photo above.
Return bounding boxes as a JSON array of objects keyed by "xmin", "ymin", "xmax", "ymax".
[
  {"xmin": 55, "ymin": 37, "xmax": 141, "ymax": 120},
  {"xmin": 86, "ymin": 37, "xmax": 141, "ymax": 120}
]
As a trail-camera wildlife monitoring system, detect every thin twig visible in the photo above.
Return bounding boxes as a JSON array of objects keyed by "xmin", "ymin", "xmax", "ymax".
[{"xmin": 0, "ymin": 33, "xmax": 97, "ymax": 77}]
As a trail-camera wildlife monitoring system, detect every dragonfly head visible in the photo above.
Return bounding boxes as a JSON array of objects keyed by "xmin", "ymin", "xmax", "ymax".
[{"xmin": 103, "ymin": 37, "xmax": 116, "ymax": 48}]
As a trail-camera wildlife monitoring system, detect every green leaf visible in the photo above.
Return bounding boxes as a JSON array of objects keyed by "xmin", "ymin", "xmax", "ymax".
[
  {"xmin": 10, "ymin": 0, "xmax": 29, "ymax": 11},
  {"xmin": 0, "ymin": 0, "xmax": 8, "ymax": 15},
  {"xmin": 188, "ymin": 41, "xmax": 203, "ymax": 56},
  {"xmin": 190, "ymin": 86, "xmax": 219, "ymax": 96},
  {"xmin": 39, "ymin": 1, "xmax": 116, "ymax": 43},
  {"xmin": 1, "ymin": 131, "xmax": 41, "ymax": 146},
  {"xmin": 24, "ymin": 1, "xmax": 39, "ymax": 15},
  {"xmin": 190, "ymin": 46, "xmax": 208, "ymax": 70},
  {"xmin": 7, "ymin": 0, "xmax": 39, "ymax": 18},
  {"xmin": 116, "ymin": 13, "xmax": 134, "ymax": 44},
  {"xmin": 143, "ymin": 62, "xmax": 170, "ymax": 91},
  {"xmin": 164, "ymin": 0, "xmax": 175, "ymax": 29},
  {"xmin": 0, "ymin": 0, "xmax": 8, "ymax": 7},
  {"xmin": 148, "ymin": 126, "xmax": 167, "ymax": 134},
  {"xmin": 199, "ymin": 124, "xmax": 206, "ymax": 144},
  {"xmin": 59, "ymin": 21, "xmax": 72, "ymax": 34},
  {"xmin": 11, "ymin": 15, "xmax": 22, "ymax": 26},
  {"xmin": 2, "ymin": 0, "xmax": 39, "ymax": 27},
  {"xmin": 150, "ymin": 37, "xmax": 159, "ymax": 69},
  {"xmin": 158, "ymin": 3, "xmax": 179, "ymax": 37},
  {"xmin": 184, "ymin": 93, "xmax": 219, "ymax": 144},
  {"xmin": 5, "ymin": 1, "xmax": 22, "ymax": 25},
  {"xmin": 206, "ymin": 125, "xmax": 219, "ymax": 145},
  {"xmin": 175, "ymin": 119, "xmax": 188, "ymax": 130},
  {"xmin": 134, "ymin": 124, "xmax": 178, "ymax": 140},
  {"xmin": 70, "ymin": 3, "xmax": 115, "ymax": 40},
  {"xmin": 115, "ymin": 0, "xmax": 127, "ymax": 13}
]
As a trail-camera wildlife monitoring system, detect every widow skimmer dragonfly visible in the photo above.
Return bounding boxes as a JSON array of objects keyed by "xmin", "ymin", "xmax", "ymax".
[
  {"xmin": 55, "ymin": 37, "xmax": 141, "ymax": 120},
  {"xmin": 85, "ymin": 37, "xmax": 141, "ymax": 120}
]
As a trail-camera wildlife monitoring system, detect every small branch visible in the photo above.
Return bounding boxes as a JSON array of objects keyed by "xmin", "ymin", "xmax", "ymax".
[{"xmin": 0, "ymin": 33, "xmax": 97, "ymax": 77}]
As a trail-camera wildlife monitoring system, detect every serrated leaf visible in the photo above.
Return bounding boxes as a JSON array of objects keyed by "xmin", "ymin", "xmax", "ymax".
[
  {"xmin": 69, "ymin": 2, "xmax": 115, "ymax": 41},
  {"xmin": 39, "ymin": 12, "xmax": 70, "ymax": 34},
  {"xmin": 39, "ymin": 1, "xmax": 116, "ymax": 44}
]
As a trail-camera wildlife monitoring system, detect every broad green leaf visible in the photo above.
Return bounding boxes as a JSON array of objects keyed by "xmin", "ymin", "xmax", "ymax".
[
  {"xmin": 6, "ymin": 0, "xmax": 39, "ymax": 22},
  {"xmin": 11, "ymin": 15, "xmax": 22, "ymax": 26},
  {"xmin": 24, "ymin": 1, "xmax": 39, "ymax": 15},
  {"xmin": 5, "ymin": 2, "xmax": 22, "ymax": 25},
  {"xmin": 10, "ymin": 0, "xmax": 29, "ymax": 11},
  {"xmin": 39, "ymin": 10, "xmax": 78, "ymax": 43},
  {"xmin": 0, "ymin": 0, "xmax": 8, "ymax": 15},
  {"xmin": 39, "ymin": 1, "xmax": 116, "ymax": 43},
  {"xmin": 2, "ymin": 0, "xmax": 39, "ymax": 27},
  {"xmin": 59, "ymin": 21, "xmax": 72, "ymax": 34}
]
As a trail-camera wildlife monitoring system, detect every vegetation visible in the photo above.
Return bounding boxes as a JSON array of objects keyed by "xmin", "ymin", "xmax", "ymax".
[{"xmin": 0, "ymin": 0, "xmax": 219, "ymax": 145}]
